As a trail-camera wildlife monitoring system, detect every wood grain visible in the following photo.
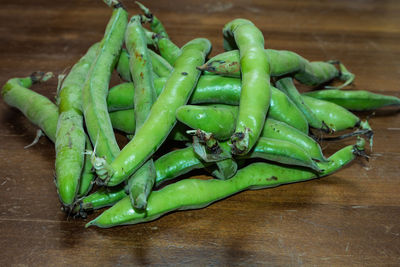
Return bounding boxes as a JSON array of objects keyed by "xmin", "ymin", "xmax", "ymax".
[{"xmin": 1, "ymin": 0, "xmax": 399, "ymax": 266}]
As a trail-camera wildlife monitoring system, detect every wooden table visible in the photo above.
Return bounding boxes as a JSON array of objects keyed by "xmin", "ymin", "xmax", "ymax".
[{"xmin": 1, "ymin": 0, "xmax": 399, "ymax": 265}]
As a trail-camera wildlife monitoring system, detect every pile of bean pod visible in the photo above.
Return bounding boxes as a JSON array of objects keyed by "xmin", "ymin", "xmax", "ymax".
[{"xmin": 2, "ymin": 0, "xmax": 400, "ymax": 228}]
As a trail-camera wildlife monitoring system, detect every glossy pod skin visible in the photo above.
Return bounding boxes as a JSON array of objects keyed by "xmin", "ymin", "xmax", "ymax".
[
  {"xmin": 261, "ymin": 119, "xmax": 326, "ymax": 162},
  {"xmin": 75, "ymin": 186, "xmax": 127, "ymax": 214},
  {"xmin": 200, "ymin": 49, "xmax": 305, "ymax": 78},
  {"xmin": 2, "ymin": 73, "xmax": 58, "ymax": 142},
  {"xmin": 109, "ymin": 109, "xmax": 136, "ymax": 134},
  {"xmin": 148, "ymin": 49, "xmax": 174, "ymax": 78},
  {"xmin": 176, "ymin": 104, "xmax": 237, "ymax": 140},
  {"xmin": 125, "ymin": 15, "xmax": 158, "ymax": 209},
  {"xmin": 82, "ymin": 1, "xmax": 128, "ymax": 163},
  {"xmin": 223, "ymin": 19, "xmax": 271, "ymax": 155},
  {"xmin": 302, "ymin": 95, "xmax": 360, "ymax": 132},
  {"xmin": 107, "ymin": 76, "xmax": 308, "ymax": 133},
  {"xmin": 2, "ymin": 76, "xmax": 95, "ymax": 197},
  {"xmin": 174, "ymin": 104, "xmax": 324, "ymax": 161},
  {"xmin": 152, "ymin": 34, "xmax": 181, "ymax": 65},
  {"xmin": 109, "ymin": 108, "xmax": 191, "ymax": 141},
  {"xmin": 116, "ymin": 48, "xmax": 173, "ymax": 82},
  {"xmin": 302, "ymin": 89, "xmax": 400, "ymax": 111},
  {"xmin": 276, "ymin": 77, "xmax": 330, "ymax": 132},
  {"xmin": 75, "ymin": 145, "xmax": 208, "ymax": 214},
  {"xmin": 243, "ymin": 137, "xmax": 321, "ymax": 171},
  {"xmin": 93, "ymin": 38, "xmax": 212, "ymax": 186},
  {"xmin": 200, "ymin": 49, "xmax": 344, "ymax": 87},
  {"xmin": 55, "ymin": 43, "xmax": 98, "ymax": 207},
  {"xmin": 87, "ymin": 140, "xmax": 365, "ymax": 228},
  {"xmin": 194, "ymin": 135, "xmax": 321, "ymax": 172}
]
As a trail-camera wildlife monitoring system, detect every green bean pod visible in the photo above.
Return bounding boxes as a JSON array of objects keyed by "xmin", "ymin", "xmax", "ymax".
[
  {"xmin": 302, "ymin": 89, "xmax": 400, "ymax": 111},
  {"xmin": 74, "ymin": 186, "xmax": 127, "ymax": 215},
  {"xmin": 223, "ymin": 19, "xmax": 271, "ymax": 155},
  {"xmin": 176, "ymin": 104, "xmax": 237, "ymax": 140},
  {"xmin": 261, "ymin": 119, "xmax": 326, "ymax": 162},
  {"xmin": 93, "ymin": 38, "xmax": 212, "ymax": 186},
  {"xmin": 75, "ymin": 145, "xmax": 235, "ymax": 214},
  {"xmin": 148, "ymin": 49, "xmax": 174, "ymax": 78},
  {"xmin": 302, "ymin": 95, "xmax": 361, "ymax": 132},
  {"xmin": 2, "ymin": 75, "xmax": 95, "ymax": 198},
  {"xmin": 87, "ymin": 139, "xmax": 364, "ymax": 228},
  {"xmin": 243, "ymin": 137, "xmax": 321, "ymax": 171},
  {"xmin": 152, "ymin": 34, "xmax": 181, "ymax": 65},
  {"xmin": 193, "ymin": 134, "xmax": 321, "ymax": 172},
  {"xmin": 2, "ymin": 73, "xmax": 57, "ymax": 142},
  {"xmin": 199, "ymin": 49, "xmax": 306, "ymax": 78},
  {"xmin": 199, "ymin": 49, "xmax": 353, "ymax": 88},
  {"xmin": 107, "ymin": 77, "xmax": 308, "ymax": 133},
  {"xmin": 125, "ymin": 15, "xmax": 158, "ymax": 209},
  {"xmin": 82, "ymin": 1, "xmax": 128, "ymax": 163},
  {"xmin": 109, "ymin": 109, "xmax": 135, "ymax": 134},
  {"xmin": 109, "ymin": 109, "xmax": 190, "ymax": 141},
  {"xmin": 55, "ymin": 43, "xmax": 99, "ymax": 207},
  {"xmin": 175, "ymin": 104, "xmax": 324, "ymax": 161},
  {"xmin": 276, "ymin": 77, "xmax": 330, "ymax": 132},
  {"xmin": 116, "ymin": 49, "xmax": 131, "ymax": 82},
  {"xmin": 78, "ymin": 138, "xmax": 95, "ymax": 197},
  {"xmin": 116, "ymin": 48, "xmax": 173, "ymax": 82}
]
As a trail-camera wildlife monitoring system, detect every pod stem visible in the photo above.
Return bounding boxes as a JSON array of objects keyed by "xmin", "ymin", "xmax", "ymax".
[
  {"xmin": 135, "ymin": 1, "xmax": 153, "ymax": 21},
  {"xmin": 103, "ymin": 0, "xmax": 123, "ymax": 8},
  {"xmin": 30, "ymin": 71, "xmax": 53, "ymax": 84},
  {"xmin": 189, "ymin": 129, "xmax": 230, "ymax": 162},
  {"xmin": 24, "ymin": 129, "xmax": 44, "ymax": 149},
  {"xmin": 325, "ymin": 61, "xmax": 355, "ymax": 89},
  {"xmin": 196, "ymin": 60, "xmax": 225, "ymax": 73},
  {"xmin": 353, "ymin": 137, "xmax": 369, "ymax": 160},
  {"xmin": 230, "ymin": 128, "xmax": 250, "ymax": 155}
]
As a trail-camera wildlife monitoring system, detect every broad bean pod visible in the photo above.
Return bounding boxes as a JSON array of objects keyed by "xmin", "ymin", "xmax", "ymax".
[
  {"xmin": 55, "ymin": 43, "xmax": 99, "ymax": 207},
  {"xmin": 276, "ymin": 77, "xmax": 330, "ymax": 132},
  {"xmin": 125, "ymin": 15, "xmax": 158, "ymax": 209},
  {"xmin": 1, "ymin": 74, "xmax": 95, "ymax": 197},
  {"xmin": 87, "ymin": 139, "xmax": 365, "ymax": 228},
  {"xmin": 82, "ymin": 1, "xmax": 128, "ymax": 163},
  {"xmin": 193, "ymin": 133, "xmax": 321, "ymax": 172},
  {"xmin": 116, "ymin": 48, "xmax": 173, "ymax": 81},
  {"xmin": 199, "ymin": 50, "xmax": 354, "ymax": 88},
  {"xmin": 223, "ymin": 19, "xmax": 271, "ymax": 155},
  {"xmin": 175, "ymin": 104, "xmax": 325, "ymax": 161},
  {"xmin": 302, "ymin": 89, "xmax": 400, "ymax": 111},
  {"xmin": 107, "ymin": 76, "xmax": 308, "ymax": 133},
  {"xmin": 93, "ymin": 38, "xmax": 212, "ymax": 186}
]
